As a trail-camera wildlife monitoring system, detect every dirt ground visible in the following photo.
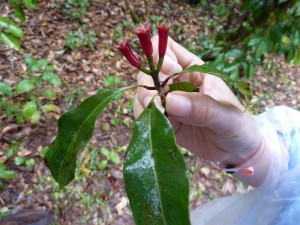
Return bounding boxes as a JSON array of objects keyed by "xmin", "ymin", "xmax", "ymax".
[{"xmin": 0, "ymin": 0, "xmax": 299, "ymax": 224}]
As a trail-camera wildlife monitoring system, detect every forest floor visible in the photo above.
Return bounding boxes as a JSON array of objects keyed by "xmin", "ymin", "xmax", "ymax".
[{"xmin": 0, "ymin": 0, "xmax": 299, "ymax": 225}]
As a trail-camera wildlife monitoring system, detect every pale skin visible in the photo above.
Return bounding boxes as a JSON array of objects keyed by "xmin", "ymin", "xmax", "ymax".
[{"xmin": 134, "ymin": 35, "xmax": 274, "ymax": 187}]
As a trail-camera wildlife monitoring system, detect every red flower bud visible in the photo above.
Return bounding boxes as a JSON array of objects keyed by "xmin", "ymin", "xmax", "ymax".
[
  {"xmin": 115, "ymin": 39, "xmax": 141, "ymax": 68},
  {"xmin": 134, "ymin": 23, "xmax": 153, "ymax": 57},
  {"xmin": 157, "ymin": 22, "xmax": 170, "ymax": 58}
]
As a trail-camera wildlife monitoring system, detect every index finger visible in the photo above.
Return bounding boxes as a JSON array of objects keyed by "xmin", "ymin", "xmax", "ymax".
[{"xmin": 151, "ymin": 35, "xmax": 204, "ymax": 70}]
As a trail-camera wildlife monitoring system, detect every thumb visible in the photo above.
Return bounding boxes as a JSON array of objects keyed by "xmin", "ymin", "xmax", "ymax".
[{"xmin": 165, "ymin": 91, "xmax": 243, "ymax": 134}]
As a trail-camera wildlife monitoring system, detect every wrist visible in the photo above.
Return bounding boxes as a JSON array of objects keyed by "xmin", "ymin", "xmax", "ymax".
[{"xmin": 233, "ymin": 128, "xmax": 289, "ymax": 187}]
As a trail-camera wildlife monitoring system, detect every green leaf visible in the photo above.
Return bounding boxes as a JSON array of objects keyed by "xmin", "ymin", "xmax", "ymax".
[
  {"xmin": 0, "ymin": 16, "xmax": 24, "ymax": 38},
  {"xmin": 23, "ymin": 0, "xmax": 38, "ymax": 9},
  {"xmin": 22, "ymin": 101, "xmax": 37, "ymax": 119},
  {"xmin": 14, "ymin": 156, "xmax": 25, "ymax": 166},
  {"xmin": 38, "ymin": 59, "xmax": 49, "ymax": 67},
  {"xmin": 109, "ymin": 152, "xmax": 120, "ymax": 164},
  {"xmin": 42, "ymin": 104, "xmax": 56, "ymax": 112},
  {"xmin": 24, "ymin": 54, "xmax": 38, "ymax": 67},
  {"xmin": 0, "ymin": 82, "xmax": 13, "ymax": 96},
  {"xmin": 169, "ymin": 82, "xmax": 199, "ymax": 92},
  {"xmin": 42, "ymin": 73, "xmax": 61, "ymax": 86},
  {"xmin": 180, "ymin": 63, "xmax": 228, "ymax": 80},
  {"xmin": 180, "ymin": 63, "xmax": 252, "ymax": 102},
  {"xmin": 124, "ymin": 102, "xmax": 190, "ymax": 225},
  {"xmin": 0, "ymin": 170, "xmax": 16, "ymax": 179},
  {"xmin": 14, "ymin": 2, "xmax": 26, "ymax": 21},
  {"xmin": 226, "ymin": 49, "xmax": 242, "ymax": 59},
  {"xmin": 30, "ymin": 111, "xmax": 40, "ymax": 123},
  {"xmin": 44, "ymin": 87, "xmax": 132, "ymax": 187},
  {"xmin": 256, "ymin": 40, "xmax": 267, "ymax": 57},
  {"xmin": 247, "ymin": 36, "xmax": 261, "ymax": 47},
  {"xmin": 98, "ymin": 160, "xmax": 108, "ymax": 170},
  {"xmin": 6, "ymin": 148, "xmax": 14, "ymax": 159},
  {"xmin": 232, "ymin": 81, "xmax": 252, "ymax": 101},
  {"xmin": 42, "ymin": 88, "xmax": 56, "ymax": 99},
  {"xmin": 103, "ymin": 75, "xmax": 122, "ymax": 87},
  {"xmin": 0, "ymin": 162, "xmax": 5, "ymax": 171},
  {"xmin": 45, "ymin": 65, "xmax": 55, "ymax": 72},
  {"xmin": 16, "ymin": 80, "xmax": 34, "ymax": 93},
  {"xmin": 0, "ymin": 31, "xmax": 21, "ymax": 50},
  {"xmin": 268, "ymin": 25, "xmax": 283, "ymax": 45},
  {"xmin": 25, "ymin": 158, "xmax": 35, "ymax": 168},
  {"xmin": 100, "ymin": 147, "xmax": 110, "ymax": 157},
  {"xmin": 278, "ymin": 0, "xmax": 288, "ymax": 4}
]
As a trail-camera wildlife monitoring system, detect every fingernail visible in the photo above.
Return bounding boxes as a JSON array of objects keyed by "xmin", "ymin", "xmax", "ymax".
[
  {"xmin": 166, "ymin": 93, "xmax": 191, "ymax": 117},
  {"xmin": 164, "ymin": 55, "xmax": 182, "ymax": 74}
]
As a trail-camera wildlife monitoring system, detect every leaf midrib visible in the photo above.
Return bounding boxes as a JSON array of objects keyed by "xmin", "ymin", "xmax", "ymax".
[
  {"xmin": 57, "ymin": 92, "xmax": 112, "ymax": 181},
  {"xmin": 56, "ymin": 87, "xmax": 132, "ymax": 183},
  {"xmin": 148, "ymin": 105, "xmax": 167, "ymax": 224}
]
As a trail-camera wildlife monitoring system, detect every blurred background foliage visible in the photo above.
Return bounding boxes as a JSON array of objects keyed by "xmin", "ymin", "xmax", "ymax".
[
  {"xmin": 183, "ymin": 0, "xmax": 300, "ymax": 80},
  {"xmin": 1, "ymin": 0, "xmax": 299, "ymax": 80}
]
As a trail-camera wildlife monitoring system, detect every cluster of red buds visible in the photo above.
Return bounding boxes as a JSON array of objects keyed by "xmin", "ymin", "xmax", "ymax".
[{"xmin": 115, "ymin": 22, "xmax": 170, "ymax": 73}]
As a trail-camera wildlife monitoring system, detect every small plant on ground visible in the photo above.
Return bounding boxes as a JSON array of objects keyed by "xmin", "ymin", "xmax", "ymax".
[
  {"xmin": 56, "ymin": 0, "xmax": 91, "ymax": 23},
  {"xmin": 44, "ymin": 22, "xmax": 251, "ymax": 225},
  {"xmin": 64, "ymin": 24, "xmax": 96, "ymax": 51},
  {"xmin": 0, "ymin": 55, "xmax": 61, "ymax": 124},
  {"xmin": 0, "ymin": 162, "xmax": 16, "ymax": 189}
]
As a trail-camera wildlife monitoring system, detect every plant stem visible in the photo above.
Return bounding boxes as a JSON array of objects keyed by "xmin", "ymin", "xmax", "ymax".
[
  {"xmin": 156, "ymin": 57, "xmax": 164, "ymax": 73},
  {"xmin": 161, "ymin": 73, "xmax": 179, "ymax": 87},
  {"xmin": 151, "ymin": 70, "xmax": 166, "ymax": 108},
  {"xmin": 147, "ymin": 56, "xmax": 155, "ymax": 71},
  {"xmin": 139, "ymin": 67, "xmax": 152, "ymax": 75}
]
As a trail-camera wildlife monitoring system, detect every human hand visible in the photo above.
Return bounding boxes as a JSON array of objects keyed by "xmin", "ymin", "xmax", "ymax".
[{"xmin": 134, "ymin": 36, "xmax": 266, "ymax": 180}]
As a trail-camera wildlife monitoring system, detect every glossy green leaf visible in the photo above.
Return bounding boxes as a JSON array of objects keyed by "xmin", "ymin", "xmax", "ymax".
[
  {"xmin": 0, "ymin": 82, "xmax": 13, "ymax": 96},
  {"xmin": 124, "ymin": 102, "xmax": 190, "ymax": 225},
  {"xmin": 0, "ymin": 31, "xmax": 21, "ymax": 50},
  {"xmin": 169, "ymin": 82, "xmax": 199, "ymax": 92},
  {"xmin": 180, "ymin": 63, "xmax": 252, "ymax": 101},
  {"xmin": 0, "ymin": 16, "xmax": 23, "ymax": 38},
  {"xmin": 44, "ymin": 87, "xmax": 131, "ymax": 187},
  {"xmin": 180, "ymin": 63, "xmax": 228, "ymax": 80},
  {"xmin": 16, "ymin": 80, "xmax": 34, "ymax": 93},
  {"xmin": 0, "ymin": 170, "xmax": 16, "ymax": 179}
]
